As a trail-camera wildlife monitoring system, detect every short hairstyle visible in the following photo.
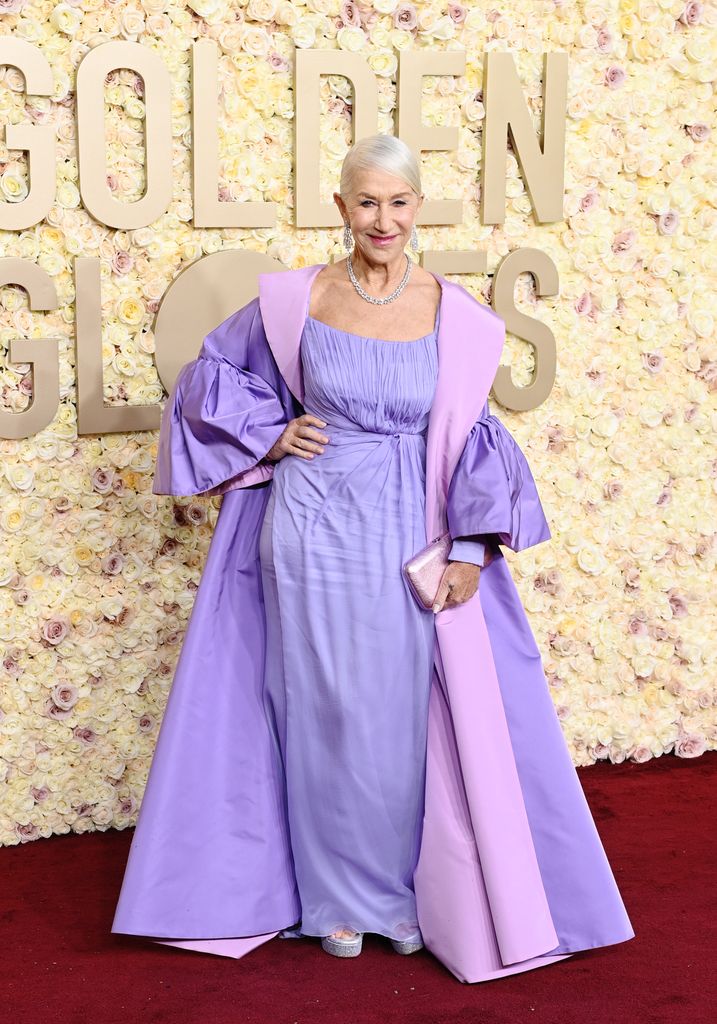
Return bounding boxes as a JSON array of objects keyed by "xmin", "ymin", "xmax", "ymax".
[{"xmin": 340, "ymin": 134, "xmax": 422, "ymax": 200}]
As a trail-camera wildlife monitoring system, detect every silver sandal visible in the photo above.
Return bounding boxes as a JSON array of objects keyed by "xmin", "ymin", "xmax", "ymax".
[
  {"xmin": 321, "ymin": 929, "xmax": 363, "ymax": 958},
  {"xmin": 390, "ymin": 927, "xmax": 424, "ymax": 955}
]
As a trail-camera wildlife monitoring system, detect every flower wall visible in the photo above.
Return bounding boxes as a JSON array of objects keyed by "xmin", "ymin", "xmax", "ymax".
[{"xmin": 0, "ymin": 0, "xmax": 715, "ymax": 846}]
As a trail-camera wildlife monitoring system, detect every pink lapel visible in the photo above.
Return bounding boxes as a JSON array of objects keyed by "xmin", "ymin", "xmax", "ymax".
[{"xmin": 258, "ymin": 265, "xmax": 320, "ymax": 408}]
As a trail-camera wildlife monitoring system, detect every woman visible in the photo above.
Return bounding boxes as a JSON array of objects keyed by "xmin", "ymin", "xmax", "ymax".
[
  {"xmin": 258, "ymin": 138, "xmax": 487, "ymax": 959},
  {"xmin": 112, "ymin": 134, "xmax": 635, "ymax": 981}
]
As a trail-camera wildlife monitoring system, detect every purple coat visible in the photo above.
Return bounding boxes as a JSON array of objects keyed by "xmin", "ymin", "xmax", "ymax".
[{"xmin": 111, "ymin": 264, "xmax": 635, "ymax": 983}]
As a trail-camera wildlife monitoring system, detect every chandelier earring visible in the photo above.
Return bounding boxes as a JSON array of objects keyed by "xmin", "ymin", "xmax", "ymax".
[
  {"xmin": 410, "ymin": 224, "xmax": 419, "ymax": 252},
  {"xmin": 343, "ymin": 222, "xmax": 354, "ymax": 252}
]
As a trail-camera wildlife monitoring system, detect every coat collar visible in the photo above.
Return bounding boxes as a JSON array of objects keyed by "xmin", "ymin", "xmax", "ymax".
[{"xmin": 258, "ymin": 262, "xmax": 505, "ymax": 538}]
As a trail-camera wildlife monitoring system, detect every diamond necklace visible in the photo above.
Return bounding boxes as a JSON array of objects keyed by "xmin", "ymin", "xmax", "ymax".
[{"xmin": 346, "ymin": 250, "xmax": 413, "ymax": 305}]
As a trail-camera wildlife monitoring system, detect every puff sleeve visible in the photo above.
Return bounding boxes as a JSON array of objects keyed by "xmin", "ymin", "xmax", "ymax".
[
  {"xmin": 152, "ymin": 302, "xmax": 289, "ymax": 498},
  {"xmin": 446, "ymin": 399, "xmax": 552, "ymax": 560}
]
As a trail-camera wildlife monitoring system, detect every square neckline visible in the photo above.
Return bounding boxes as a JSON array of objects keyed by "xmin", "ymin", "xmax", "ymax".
[
  {"xmin": 305, "ymin": 265, "xmax": 442, "ymax": 343},
  {"xmin": 305, "ymin": 307, "xmax": 440, "ymax": 345}
]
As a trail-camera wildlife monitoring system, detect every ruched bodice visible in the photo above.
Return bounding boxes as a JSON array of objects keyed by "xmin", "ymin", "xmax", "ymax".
[{"xmin": 301, "ymin": 313, "xmax": 437, "ymax": 434}]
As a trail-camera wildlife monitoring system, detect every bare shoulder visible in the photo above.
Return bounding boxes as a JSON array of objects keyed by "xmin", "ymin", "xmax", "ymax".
[
  {"xmin": 311, "ymin": 261, "xmax": 349, "ymax": 303},
  {"xmin": 406, "ymin": 263, "xmax": 441, "ymax": 302}
]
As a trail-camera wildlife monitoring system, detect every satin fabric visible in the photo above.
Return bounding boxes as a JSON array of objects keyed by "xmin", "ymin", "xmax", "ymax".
[
  {"xmin": 112, "ymin": 266, "xmax": 634, "ymax": 983},
  {"xmin": 258, "ymin": 313, "xmax": 438, "ymax": 940}
]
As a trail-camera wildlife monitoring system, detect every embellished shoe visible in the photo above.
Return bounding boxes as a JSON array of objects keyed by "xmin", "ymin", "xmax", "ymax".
[
  {"xmin": 321, "ymin": 928, "xmax": 363, "ymax": 958},
  {"xmin": 390, "ymin": 927, "xmax": 424, "ymax": 955}
]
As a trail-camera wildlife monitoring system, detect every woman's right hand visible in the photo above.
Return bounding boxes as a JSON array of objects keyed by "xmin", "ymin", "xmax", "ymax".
[{"xmin": 265, "ymin": 413, "xmax": 330, "ymax": 462}]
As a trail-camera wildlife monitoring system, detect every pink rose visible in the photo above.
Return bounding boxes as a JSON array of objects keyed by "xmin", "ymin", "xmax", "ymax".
[
  {"xmin": 268, "ymin": 53, "xmax": 289, "ymax": 72},
  {"xmin": 628, "ymin": 616, "xmax": 649, "ymax": 636},
  {"xmin": 678, "ymin": 2, "xmax": 703, "ymax": 26},
  {"xmin": 695, "ymin": 537, "xmax": 713, "ymax": 557},
  {"xmin": 45, "ymin": 697, "xmax": 72, "ymax": 720},
  {"xmin": 658, "ymin": 210, "xmax": 679, "ymax": 235},
  {"xmin": 184, "ymin": 502, "xmax": 208, "ymax": 526},
  {"xmin": 675, "ymin": 733, "xmax": 706, "ymax": 757},
  {"xmin": 642, "ymin": 352, "xmax": 664, "ymax": 374},
  {"xmin": 596, "ymin": 28, "xmax": 614, "ymax": 53},
  {"xmin": 42, "ymin": 617, "xmax": 69, "ymax": 646},
  {"xmin": 686, "ymin": 122, "xmax": 709, "ymax": 142},
  {"xmin": 668, "ymin": 590, "xmax": 688, "ymax": 617},
  {"xmin": 340, "ymin": 1, "xmax": 362, "ymax": 28},
  {"xmin": 92, "ymin": 467, "xmax": 115, "ymax": 493},
  {"xmin": 447, "ymin": 3, "xmax": 466, "ymax": 24},
  {"xmin": 160, "ymin": 537, "xmax": 180, "ymax": 557},
  {"xmin": 604, "ymin": 66, "xmax": 626, "ymax": 89},
  {"xmin": 624, "ymin": 566, "xmax": 641, "ymax": 590},
  {"xmin": 574, "ymin": 291, "xmax": 595, "ymax": 318},
  {"xmin": 52, "ymin": 682, "xmax": 79, "ymax": 710},
  {"xmin": 101, "ymin": 551, "xmax": 125, "ymax": 575},
  {"xmin": 393, "ymin": 3, "xmax": 417, "ymax": 31},
  {"xmin": 580, "ymin": 190, "xmax": 598, "ymax": 212},
  {"xmin": 111, "ymin": 250, "xmax": 134, "ymax": 275},
  {"xmin": 612, "ymin": 228, "xmax": 636, "ymax": 253},
  {"xmin": 546, "ymin": 426, "xmax": 567, "ymax": 454},
  {"xmin": 73, "ymin": 726, "xmax": 97, "ymax": 746}
]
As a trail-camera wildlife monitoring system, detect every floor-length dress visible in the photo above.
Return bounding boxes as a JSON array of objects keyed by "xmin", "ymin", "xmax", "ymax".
[{"xmin": 258, "ymin": 309, "xmax": 440, "ymax": 942}]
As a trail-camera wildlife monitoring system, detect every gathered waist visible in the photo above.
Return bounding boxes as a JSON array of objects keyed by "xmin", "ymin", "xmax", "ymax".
[
  {"xmin": 282, "ymin": 414, "xmax": 427, "ymax": 534},
  {"xmin": 314, "ymin": 414, "xmax": 427, "ymax": 443}
]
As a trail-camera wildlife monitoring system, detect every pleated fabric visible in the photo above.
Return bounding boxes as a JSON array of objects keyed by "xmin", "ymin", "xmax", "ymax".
[{"xmin": 258, "ymin": 313, "xmax": 440, "ymax": 941}]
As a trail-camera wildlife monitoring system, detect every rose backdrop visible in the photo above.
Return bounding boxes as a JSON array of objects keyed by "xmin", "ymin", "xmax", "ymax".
[{"xmin": 0, "ymin": 0, "xmax": 715, "ymax": 846}]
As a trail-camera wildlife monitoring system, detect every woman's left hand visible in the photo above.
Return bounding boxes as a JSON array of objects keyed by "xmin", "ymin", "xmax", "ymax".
[{"xmin": 432, "ymin": 561, "xmax": 481, "ymax": 613}]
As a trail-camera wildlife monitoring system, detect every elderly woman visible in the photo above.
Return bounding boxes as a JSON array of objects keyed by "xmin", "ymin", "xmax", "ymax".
[
  {"xmin": 112, "ymin": 133, "xmax": 634, "ymax": 979},
  {"xmin": 257, "ymin": 136, "xmax": 484, "ymax": 958}
]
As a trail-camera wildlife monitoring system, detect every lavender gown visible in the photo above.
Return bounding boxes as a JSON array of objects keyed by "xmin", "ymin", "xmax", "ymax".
[
  {"xmin": 110, "ymin": 289, "xmax": 635, "ymax": 969},
  {"xmin": 259, "ymin": 311, "xmax": 444, "ymax": 942}
]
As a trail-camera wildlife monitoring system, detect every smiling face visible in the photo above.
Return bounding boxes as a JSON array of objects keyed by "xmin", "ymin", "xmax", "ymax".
[{"xmin": 334, "ymin": 166, "xmax": 423, "ymax": 263}]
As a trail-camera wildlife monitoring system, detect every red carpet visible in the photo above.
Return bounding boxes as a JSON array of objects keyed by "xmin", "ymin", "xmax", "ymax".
[{"xmin": 1, "ymin": 751, "xmax": 715, "ymax": 1024}]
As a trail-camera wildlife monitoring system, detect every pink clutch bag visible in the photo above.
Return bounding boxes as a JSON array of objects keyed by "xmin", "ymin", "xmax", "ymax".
[
  {"xmin": 403, "ymin": 532, "xmax": 452, "ymax": 610},
  {"xmin": 403, "ymin": 532, "xmax": 491, "ymax": 611}
]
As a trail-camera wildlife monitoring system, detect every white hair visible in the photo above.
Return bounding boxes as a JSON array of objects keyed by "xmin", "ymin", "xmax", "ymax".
[{"xmin": 340, "ymin": 134, "xmax": 421, "ymax": 199}]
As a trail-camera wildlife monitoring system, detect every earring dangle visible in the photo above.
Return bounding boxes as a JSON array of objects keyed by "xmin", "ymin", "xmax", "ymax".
[
  {"xmin": 410, "ymin": 224, "xmax": 419, "ymax": 252},
  {"xmin": 343, "ymin": 222, "xmax": 353, "ymax": 252}
]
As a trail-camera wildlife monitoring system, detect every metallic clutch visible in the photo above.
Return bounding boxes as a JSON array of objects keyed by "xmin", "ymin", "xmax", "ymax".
[
  {"xmin": 403, "ymin": 531, "xmax": 491, "ymax": 611},
  {"xmin": 403, "ymin": 532, "xmax": 451, "ymax": 610}
]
